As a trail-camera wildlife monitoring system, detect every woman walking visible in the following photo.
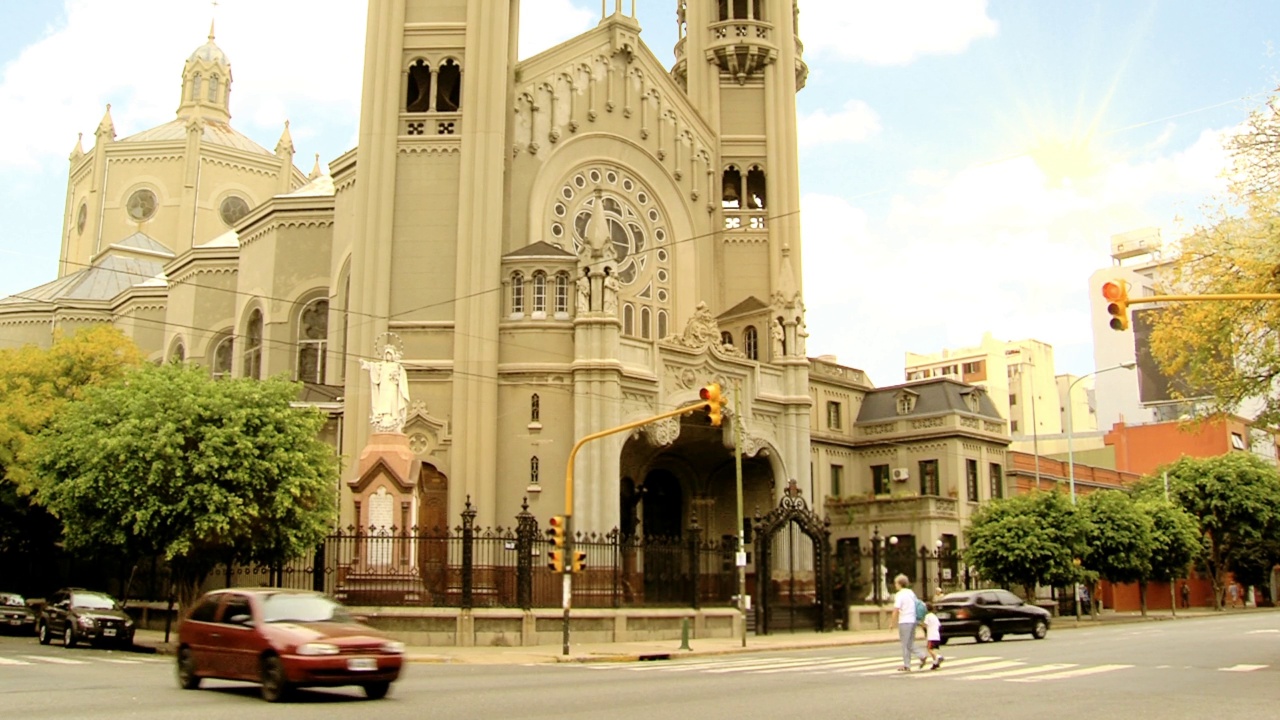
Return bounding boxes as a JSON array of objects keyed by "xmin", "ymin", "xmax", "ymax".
[{"xmin": 890, "ymin": 574, "xmax": 929, "ymax": 672}]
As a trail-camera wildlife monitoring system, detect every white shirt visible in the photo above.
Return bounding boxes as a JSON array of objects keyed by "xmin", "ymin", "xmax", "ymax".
[
  {"xmin": 894, "ymin": 588, "xmax": 918, "ymax": 624},
  {"xmin": 924, "ymin": 613, "xmax": 941, "ymax": 641}
]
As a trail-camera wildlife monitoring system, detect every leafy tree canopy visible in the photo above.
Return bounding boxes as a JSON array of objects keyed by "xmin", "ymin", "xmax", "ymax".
[
  {"xmin": 1137, "ymin": 497, "xmax": 1202, "ymax": 585},
  {"xmin": 31, "ymin": 363, "xmax": 339, "ymax": 599},
  {"xmin": 1079, "ymin": 489, "xmax": 1153, "ymax": 586},
  {"xmin": 1147, "ymin": 90, "xmax": 1280, "ymax": 425},
  {"xmin": 964, "ymin": 490, "xmax": 1085, "ymax": 599},
  {"xmin": 1133, "ymin": 453, "xmax": 1280, "ymax": 607}
]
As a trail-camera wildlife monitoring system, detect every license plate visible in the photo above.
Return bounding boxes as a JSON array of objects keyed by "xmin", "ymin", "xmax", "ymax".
[
  {"xmin": 936, "ymin": 612, "xmax": 951, "ymax": 620},
  {"xmin": 103, "ymin": 628, "xmax": 117, "ymax": 637},
  {"xmin": 7, "ymin": 620, "xmax": 20, "ymax": 626},
  {"xmin": 347, "ymin": 658, "xmax": 377, "ymax": 671}
]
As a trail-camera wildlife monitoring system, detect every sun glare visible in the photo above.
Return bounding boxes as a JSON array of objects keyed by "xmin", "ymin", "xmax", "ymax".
[{"xmin": 1028, "ymin": 135, "xmax": 1100, "ymax": 188}]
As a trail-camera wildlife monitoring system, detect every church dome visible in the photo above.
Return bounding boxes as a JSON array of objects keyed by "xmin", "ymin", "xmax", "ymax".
[{"xmin": 188, "ymin": 38, "xmax": 228, "ymax": 66}]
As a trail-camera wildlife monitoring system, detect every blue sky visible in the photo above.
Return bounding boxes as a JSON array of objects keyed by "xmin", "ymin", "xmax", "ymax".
[{"xmin": 2, "ymin": 1, "xmax": 1279, "ymax": 387}]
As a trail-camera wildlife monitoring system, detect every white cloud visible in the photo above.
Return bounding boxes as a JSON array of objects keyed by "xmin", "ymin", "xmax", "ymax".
[
  {"xmin": 800, "ymin": 125, "xmax": 1235, "ymax": 386},
  {"xmin": 799, "ymin": 0, "xmax": 998, "ymax": 65},
  {"xmin": 519, "ymin": 1, "xmax": 597, "ymax": 58},
  {"xmin": 798, "ymin": 100, "xmax": 881, "ymax": 147}
]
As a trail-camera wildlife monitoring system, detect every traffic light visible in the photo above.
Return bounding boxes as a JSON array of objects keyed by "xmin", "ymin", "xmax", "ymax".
[
  {"xmin": 699, "ymin": 382, "xmax": 725, "ymax": 426},
  {"xmin": 547, "ymin": 515, "xmax": 566, "ymax": 572},
  {"xmin": 571, "ymin": 550, "xmax": 587, "ymax": 573},
  {"xmin": 1101, "ymin": 281, "xmax": 1129, "ymax": 331}
]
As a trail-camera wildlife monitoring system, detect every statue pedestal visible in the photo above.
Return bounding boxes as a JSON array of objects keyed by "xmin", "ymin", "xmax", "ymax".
[{"xmin": 339, "ymin": 433, "xmax": 427, "ymax": 605}]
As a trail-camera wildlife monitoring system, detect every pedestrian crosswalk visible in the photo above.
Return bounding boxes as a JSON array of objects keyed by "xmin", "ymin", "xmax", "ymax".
[
  {"xmin": 579, "ymin": 654, "xmax": 1266, "ymax": 683},
  {"xmin": 0, "ymin": 653, "xmax": 163, "ymax": 667}
]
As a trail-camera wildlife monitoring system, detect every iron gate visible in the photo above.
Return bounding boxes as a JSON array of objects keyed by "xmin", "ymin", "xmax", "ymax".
[{"xmin": 753, "ymin": 480, "xmax": 834, "ymax": 634}]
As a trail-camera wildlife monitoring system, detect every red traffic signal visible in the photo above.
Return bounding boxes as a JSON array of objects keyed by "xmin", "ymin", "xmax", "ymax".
[
  {"xmin": 1101, "ymin": 281, "xmax": 1129, "ymax": 331},
  {"xmin": 699, "ymin": 383, "xmax": 724, "ymax": 426},
  {"xmin": 547, "ymin": 515, "xmax": 566, "ymax": 548}
]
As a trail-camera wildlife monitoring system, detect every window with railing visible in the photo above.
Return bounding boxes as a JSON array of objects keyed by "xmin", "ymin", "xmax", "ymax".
[
  {"xmin": 872, "ymin": 464, "xmax": 891, "ymax": 495},
  {"xmin": 919, "ymin": 459, "xmax": 939, "ymax": 496},
  {"xmin": 966, "ymin": 459, "xmax": 980, "ymax": 501}
]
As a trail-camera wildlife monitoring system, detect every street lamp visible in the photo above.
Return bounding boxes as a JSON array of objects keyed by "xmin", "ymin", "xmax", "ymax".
[
  {"xmin": 1012, "ymin": 360, "xmax": 1041, "ymax": 487},
  {"xmin": 1065, "ymin": 362, "xmax": 1137, "ymax": 503}
]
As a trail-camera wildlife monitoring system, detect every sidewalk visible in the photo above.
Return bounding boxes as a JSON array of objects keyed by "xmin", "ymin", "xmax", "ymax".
[{"xmin": 130, "ymin": 606, "xmax": 1238, "ymax": 665}]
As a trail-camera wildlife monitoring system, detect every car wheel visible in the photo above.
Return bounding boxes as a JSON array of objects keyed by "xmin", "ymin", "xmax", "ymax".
[
  {"xmin": 938, "ymin": 637, "xmax": 949, "ymax": 646},
  {"xmin": 1032, "ymin": 620, "xmax": 1049, "ymax": 639},
  {"xmin": 363, "ymin": 681, "xmax": 391, "ymax": 700},
  {"xmin": 63, "ymin": 626, "xmax": 76, "ymax": 649},
  {"xmin": 177, "ymin": 647, "xmax": 201, "ymax": 690},
  {"xmin": 260, "ymin": 655, "xmax": 291, "ymax": 703},
  {"xmin": 38, "ymin": 623, "xmax": 51, "ymax": 645},
  {"xmin": 975, "ymin": 623, "xmax": 993, "ymax": 643}
]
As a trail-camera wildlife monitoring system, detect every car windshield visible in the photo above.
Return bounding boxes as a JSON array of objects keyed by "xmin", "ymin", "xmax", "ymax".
[
  {"xmin": 71, "ymin": 593, "xmax": 119, "ymax": 610},
  {"xmin": 0, "ymin": 593, "xmax": 25, "ymax": 607},
  {"xmin": 939, "ymin": 593, "xmax": 973, "ymax": 604},
  {"xmin": 260, "ymin": 594, "xmax": 353, "ymax": 624}
]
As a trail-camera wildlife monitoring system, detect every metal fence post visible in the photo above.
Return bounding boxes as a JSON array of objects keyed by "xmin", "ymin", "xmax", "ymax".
[
  {"xmin": 515, "ymin": 497, "xmax": 536, "ymax": 610},
  {"xmin": 610, "ymin": 528, "xmax": 621, "ymax": 609},
  {"xmin": 688, "ymin": 509, "xmax": 702, "ymax": 610},
  {"xmin": 871, "ymin": 525, "xmax": 882, "ymax": 606},
  {"xmin": 461, "ymin": 496, "xmax": 476, "ymax": 610}
]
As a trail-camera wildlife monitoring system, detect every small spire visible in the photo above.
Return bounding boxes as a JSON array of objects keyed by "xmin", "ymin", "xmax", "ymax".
[
  {"xmin": 96, "ymin": 104, "xmax": 115, "ymax": 140},
  {"xmin": 275, "ymin": 119, "xmax": 294, "ymax": 157},
  {"xmin": 308, "ymin": 153, "xmax": 322, "ymax": 180},
  {"xmin": 69, "ymin": 132, "xmax": 84, "ymax": 161},
  {"xmin": 208, "ymin": 19, "xmax": 216, "ymax": 42}
]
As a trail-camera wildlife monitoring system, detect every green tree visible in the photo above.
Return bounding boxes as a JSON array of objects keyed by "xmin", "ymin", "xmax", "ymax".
[
  {"xmin": 1134, "ymin": 453, "xmax": 1280, "ymax": 609},
  {"xmin": 1079, "ymin": 490, "xmax": 1154, "ymax": 614},
  {"xmin": 964, "ymin": 490, "xmax": 1085, "ymax": 601},
  {"xmin": 1138, "ymin": 497, "xmax": 1204, "ymax": 612},
  {"xmin": 30, "ymin": 363, "xmax": 339, "ymax": 605},
  {"xmin": 0, "ymin": 328, "xmax": 144, "ymax": 590}
]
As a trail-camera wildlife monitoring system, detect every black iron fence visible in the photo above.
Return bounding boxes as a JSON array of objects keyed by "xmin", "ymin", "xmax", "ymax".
[
  {"xmin": 831, "ymin": 527, "xmax": 999, "ymax": 611},
  {"xmin": 203, "ymin": 498, "xmax": 739, "ymax": 610}
]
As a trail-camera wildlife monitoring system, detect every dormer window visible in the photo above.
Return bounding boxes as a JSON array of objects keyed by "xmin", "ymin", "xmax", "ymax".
[
  {"xmin": 963, "ymin": 388, "xmax": 983, "ymax": 413},
  {"xmin": 896, "ymin": 391, "xmax": 918, "ymax": 415}
]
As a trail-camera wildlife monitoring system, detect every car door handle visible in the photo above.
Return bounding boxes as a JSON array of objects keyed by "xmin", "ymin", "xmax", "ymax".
[{"xmin": 210, "ymin": 632, "xmax": 221, "ymax": 638}]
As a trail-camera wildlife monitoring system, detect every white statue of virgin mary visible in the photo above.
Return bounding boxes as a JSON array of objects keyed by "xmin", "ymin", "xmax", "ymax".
[{"xmin": 361, "ymin": 344, "xmax": 410, "ymax": 433}]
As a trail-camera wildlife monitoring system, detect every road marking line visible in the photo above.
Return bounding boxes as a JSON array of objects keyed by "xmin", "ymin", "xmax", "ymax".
[
  {"xmin": 825, "ymin": 658, "xmax": 914, "ymax": 674},
  {"xmin": 0, "ymin": 657, "xmax": 32, "ymax": 666},
  {"xmin": 1008, "ymin": 664, "xmax": 1133, "ymax": 682},
  {"xmin": 1246, "ymin": 629, "xmax": 1279, "ymax": 634},
  {"xmin": 749, "ymin": 658, "xmax": 901, "ymax": 674},
  {"xmin": 1219, "ymin": 664, "xmax": 1267, "ymax": 672},
  {"xmin": 704, "ymin": 658, "xmax": 829, "ymax": 674},
  {"xmin": 961, "ymin": 663, "xmax": 1076, "ymax": 680},
  {"xmin": 619, "ymin": 656, "xmax": 804, "ymax": 671},
  {"xmin": 858, "ymin": 656, "xmax": 1001, "ymax": 676},
  {"xmin": 921, "ymin": 660, "xmax": 1024, "ymax": 676},
  {"xmin": 94, "ymin": 658, "xmax": 143, "ymax": 664},
  {"xmin": 20, "ymin": 655, "xmax": 87, "ymax": 665}
]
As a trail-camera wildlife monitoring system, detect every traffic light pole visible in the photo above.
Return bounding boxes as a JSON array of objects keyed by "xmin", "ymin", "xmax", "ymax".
[
  {"xmin": 561, "ymin": 396, "xmax": 722, "ymax": 656},
  {"xmin": 732, "ymin": 379, "xmax": 747, "ymax": 648}
]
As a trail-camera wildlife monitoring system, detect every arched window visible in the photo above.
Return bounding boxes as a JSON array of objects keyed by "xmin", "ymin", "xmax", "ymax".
[
  {"xmin": 744, "ymin": 325, "xmax": 758, "ymax": 360},
  {"xmin": 717, "ymin": 0, "xmax": 729, "ymax": 21},
  {"xmin": 406, "ymin": 59, "xmax": 432, "ymax": 112},
  {"xmin": 243, "ymin": 309, "xmax": 263, "ymax": 380},
  {"xmin": 746, "ymin": 165, "xmax": 767, "ymax": 209},
  {"xmin": 721, "ymin": 331, "xmax": 733, "ymax": 347},
  {"xmin": 436, "ymin": 59, "xmax": 461, "ymax": 111},
  {"xmin": 531, "ymin": 394, "xmax": 540, "ymax": 422},
  {"xmin": 211, "ymin": 336, "xmax": 233, "ymax": 379},
  {"xmin": 623, "ymin": 303, "xmax": 635, "ymax": 336},
  {"xmin": 530, "ymin": 456, "xmax": 540, "ymax": 485},
  {"xmin": 657, "ymin": 310, "xmax": 669, "ymax": 340},
  {"xmin": 511, "ymin": 272, "xmax": 525, "ymax": 316},
  {"xmin": 171, "ymin": 342, "xmax": 185, "ymax": 363},
  {"xmin": 207, "ymin": 75, "xmax": 219, "ymax": 102},
  {"xmin": 532, "ymin": 271, "xmax": 547, "ymax": 315},
  {"xmin": 722, "ymin": 165, "xmax": 742, "ymax": 208},
  {"xmin": 296, "ymin": 298, "xmax": 329, "ymax": 383},
  {"xmin": 555, "ymin": 272, "xmax": 570, "ymax": 315},
  {"xmin": 190, "ymin": 74, "xmax": 201, "ymax": 101},
  {"xmin": 640, "ymin": 307, "xmax": 652, "ymax": 340}
]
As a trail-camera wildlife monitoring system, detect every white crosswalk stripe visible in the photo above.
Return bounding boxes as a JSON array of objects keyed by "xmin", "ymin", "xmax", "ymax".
[
  {"xmin": 0, "ymin": 656, "xmax": 32, "ymax": 666},
  {"xmin": 1219, "ymin": 664, "xmax": 1267, "ymax": 672},
  {"xmin": 94, "ymin": 658, "xmax": 144, "ymax": 665},
  {"xmin": 20, "ymin": 655, "xmax": 87, "ymax": 665},
  {"xmin": 580, "ymin": 654, "xmax": 1145, "ymax": 684}
]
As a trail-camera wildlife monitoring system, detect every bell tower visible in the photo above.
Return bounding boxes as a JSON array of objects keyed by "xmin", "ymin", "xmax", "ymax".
[
  {"xmin": 674, "ymin": 0, "xmax": 807, "ymax": 318},
  {"xmin": 345, "ymin": 0, "xmax": 521, "ymax": 526}
]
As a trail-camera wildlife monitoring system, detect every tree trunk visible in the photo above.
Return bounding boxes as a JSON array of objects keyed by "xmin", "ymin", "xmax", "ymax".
[{"xmin": 1138, "ymin": 580, "xmax": 1148, "ymax": 617}]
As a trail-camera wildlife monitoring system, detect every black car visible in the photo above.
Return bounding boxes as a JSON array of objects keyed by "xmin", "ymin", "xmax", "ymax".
[
  {"xmin": 38, "ymin": 588, "xmax": 135, "ymax": 649},
  {"xmin": 933, "ymin": 589, "xmax": 1050, "ymax": 643},
  {"xmin": 0, "ymin": 592, "xmax": 36, "ymax": 635}
]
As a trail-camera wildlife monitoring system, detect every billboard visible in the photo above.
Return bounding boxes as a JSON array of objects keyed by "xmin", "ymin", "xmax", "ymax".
[{"xmin": 1131, "ymin": 307, "xmax": 1208, "ymax": 405}]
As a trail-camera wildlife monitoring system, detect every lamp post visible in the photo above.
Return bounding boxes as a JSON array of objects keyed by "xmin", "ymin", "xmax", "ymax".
[
  {"xmin": 1066, "ymin": 362, "xmax": 1136, "ymax": 503},
  {"xmin": 1012, "ymin": 360, "xmax": 1041, "ymax": 487},
  {"xmin": 1065, "ymin": 361, "xmax": 1135, "ymax": 622}
]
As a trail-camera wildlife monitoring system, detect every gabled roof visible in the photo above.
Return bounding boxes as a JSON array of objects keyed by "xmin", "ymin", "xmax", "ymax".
[
  {"xmin": 718, "ymin": 296, "xmax": 769, "ymax": 320},
  {"xmin": 0, "ymin": 252, "xmax": 167, "ymax": 305},
  {"xmin": 119, "ymin": 118, "xmax": 273, "ymax": 156},
  {"xmin": 857, "ymin": 377, "xmax": 1005, "ymax": 423},
  {"xmin": 503, "ymin": 241, "xmax": 577, "ymax": 260},
  {"xmin": 109, "ymin": 231, "xmax": 174, "ymax": 257}
]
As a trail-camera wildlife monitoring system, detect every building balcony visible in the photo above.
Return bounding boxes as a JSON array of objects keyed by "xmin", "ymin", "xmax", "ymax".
[{"xmin": 826, "ymin": 494, "xmax": 959, "ymax": 524}]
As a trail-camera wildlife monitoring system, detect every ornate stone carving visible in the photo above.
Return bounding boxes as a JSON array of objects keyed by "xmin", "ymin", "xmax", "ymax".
[
  {"xmin": 361, "ymin": 342, "xmax": 410, "ymax": 433},
  {"xmin": 643, "ymin": 416, "xmax": 681, "ymax": 448},
  {"xmin": 664, "ymin": 301, "xmax": 719, "ymax": 350}
]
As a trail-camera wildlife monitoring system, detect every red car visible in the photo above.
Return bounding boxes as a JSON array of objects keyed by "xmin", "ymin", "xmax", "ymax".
[{"xmin": 176, "ymin": 588, "xmax": 404, "ymax": 702}]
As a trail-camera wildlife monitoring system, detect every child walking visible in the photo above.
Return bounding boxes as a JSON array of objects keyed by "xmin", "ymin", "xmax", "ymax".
[{"xmin": 921, "ymin": 604, "xmax": 944, "ymax": 670}]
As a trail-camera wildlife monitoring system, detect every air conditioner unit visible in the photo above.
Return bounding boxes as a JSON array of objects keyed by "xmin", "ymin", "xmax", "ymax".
[{"xmin": 891, "ymin": 468, "xmax": 909, "ymax": 482}]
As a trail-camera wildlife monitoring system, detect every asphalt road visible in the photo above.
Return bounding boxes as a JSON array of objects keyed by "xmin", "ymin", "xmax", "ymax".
[{"xmin": 0, "ymin": 612, "xmax": 1275, "ymax": 719}]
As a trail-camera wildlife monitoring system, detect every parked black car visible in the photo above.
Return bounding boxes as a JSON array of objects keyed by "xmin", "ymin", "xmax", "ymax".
[
  {"xmin": 37, "ymin": 588, "xmax": 135, "ymax": 649},
  {"xmin": 0, "ymin": 592, "xmax": 37, "ymax": 635},
  {"xmin": 933, "ymin": 589, "xmax": 1050, "ymax": 643}
]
